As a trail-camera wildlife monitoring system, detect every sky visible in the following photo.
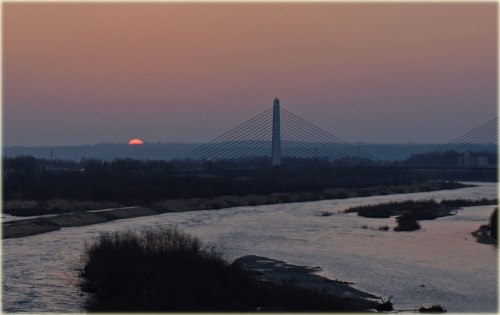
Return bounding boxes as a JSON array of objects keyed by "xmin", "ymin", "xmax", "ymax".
[{"xmin": 3, "ymin": 2, "xmax": 498, "ymax": 146}]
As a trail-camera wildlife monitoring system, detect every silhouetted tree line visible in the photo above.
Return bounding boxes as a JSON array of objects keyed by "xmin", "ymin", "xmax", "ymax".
[{"xmin": 3, "ymin": 156, "xmax": 427, "ymax": 204}]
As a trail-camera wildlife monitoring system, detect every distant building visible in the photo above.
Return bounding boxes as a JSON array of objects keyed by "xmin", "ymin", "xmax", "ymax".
[
  {"xmin": 477, "ymin": 156, "xmax": 489, "ymax": 167},
  {"xmin": 457, "ymin": 152, "xmax": 490, "ymax": 167}
]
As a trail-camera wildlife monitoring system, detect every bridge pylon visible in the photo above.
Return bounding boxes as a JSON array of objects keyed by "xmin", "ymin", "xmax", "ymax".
[
  {"xmin": 183, "ymin": 97, "xmax": 375, "ymax": 168},
  {"xmin": 272, "ymin": 98, "xmax": 282, "ymax": 166}
]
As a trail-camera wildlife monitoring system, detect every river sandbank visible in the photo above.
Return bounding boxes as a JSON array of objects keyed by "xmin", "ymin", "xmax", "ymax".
[{"xmin": 2, "ymin": 181, "xmax": 470, "ymax": 239}]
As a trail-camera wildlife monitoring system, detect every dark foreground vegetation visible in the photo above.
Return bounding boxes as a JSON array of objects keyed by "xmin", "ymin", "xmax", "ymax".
[
  {"xmin": 471, "ymin": 208, "xmax": 497, "ymax": 245},
  {"xmin": 344, "ymin": 199, "xmax": 498, "ymax": 231},
  {"xmin": 77, "ymin": 227, "xmax": 378, "ymax": 312},
  {"xmin": 3, "ymin": 156, "xmax": 483, "ymax": 208}
]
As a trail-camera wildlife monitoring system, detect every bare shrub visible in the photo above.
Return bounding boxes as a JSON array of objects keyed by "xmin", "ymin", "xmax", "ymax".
[{"xmin": 77, "ymin": 227, "xmax": 376, "ymax": 312}]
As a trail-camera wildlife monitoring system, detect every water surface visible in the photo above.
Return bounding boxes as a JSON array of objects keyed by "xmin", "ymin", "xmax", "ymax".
[{"xmin": 2, "ymin": 182, "xmax": 497, "ymax": 312}]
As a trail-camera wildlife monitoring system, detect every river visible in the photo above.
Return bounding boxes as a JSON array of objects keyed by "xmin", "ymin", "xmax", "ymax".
[{"xmin": 2, "ymin": 182, "xmax": 497, "ymax": 312}]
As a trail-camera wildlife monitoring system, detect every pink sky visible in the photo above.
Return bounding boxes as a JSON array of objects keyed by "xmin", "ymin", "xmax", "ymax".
[{"xmin": 3, "ymin": 2, "xmax": 497, "ymax": 146}]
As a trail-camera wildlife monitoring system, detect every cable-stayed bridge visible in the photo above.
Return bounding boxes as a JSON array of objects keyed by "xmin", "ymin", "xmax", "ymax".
[
  {"xmin": 184, "ymin": 98, "xmax": 374, "ymax": 168},
  {"xmin": 183, "ymin": 99, "xmax": 497, "ymax": 170}
]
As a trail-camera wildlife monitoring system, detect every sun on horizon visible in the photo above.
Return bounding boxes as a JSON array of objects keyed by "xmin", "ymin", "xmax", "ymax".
[{"xmin": 128, "ymin": 138, "xmax": 144, "ymax": 146}]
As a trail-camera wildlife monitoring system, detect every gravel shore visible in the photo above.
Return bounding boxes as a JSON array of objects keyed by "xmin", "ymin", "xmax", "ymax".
[
  {"xmin": 2, "ymin": 206, "xmax": 158, "ymax": 239},
  {"xmin": 233, "ymin": 255, "xmax": 379, "ymax": 311}
]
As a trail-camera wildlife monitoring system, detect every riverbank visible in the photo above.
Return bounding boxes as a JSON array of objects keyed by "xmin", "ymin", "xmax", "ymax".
[
  {"xmin": 471, "ymin": 207, "xmax": 497, "ymax": 245},
  {"xmin": 2, "ymin": 206, "xmax": 158, "ymax": 239},
  {"xmin": 2, "ymin": 181, "xmax": 470, "ymax": 239}
]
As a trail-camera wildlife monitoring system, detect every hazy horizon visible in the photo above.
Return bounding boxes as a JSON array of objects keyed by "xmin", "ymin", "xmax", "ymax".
[
  {"xmin": 0, "ymin": 140, "xmax": 478, "ymax": 148},
  {"xmin": 3, "ymin": 142, "xmax": 455, "ymax": 163},
  {"xmin": 3, "ymin": 2, "xmax": 497, "ymax": 147}
]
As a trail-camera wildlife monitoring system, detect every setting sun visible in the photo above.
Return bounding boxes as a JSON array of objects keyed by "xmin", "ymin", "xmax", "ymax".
[{"xmin": 128, "ymin": 138, "xmax": 144, "ymax": 145}]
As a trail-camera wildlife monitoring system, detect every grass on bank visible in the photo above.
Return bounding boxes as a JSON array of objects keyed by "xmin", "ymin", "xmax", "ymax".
[
  {"xmin": 5, "ymin": 181, "xmax": 469, "ymax": 217},
  {"xmin": 344, "ymin": 198, "xmax": 498, "ymax": 232},
  {"xmin": 77, "ymin": 227, "xmax": 377, "ymax": 312}
]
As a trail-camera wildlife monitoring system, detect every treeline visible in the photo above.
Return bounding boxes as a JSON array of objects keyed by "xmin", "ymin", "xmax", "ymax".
[{"xmin": 4, "ymin": 156, "xmax": 425, "ymax": 204}]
